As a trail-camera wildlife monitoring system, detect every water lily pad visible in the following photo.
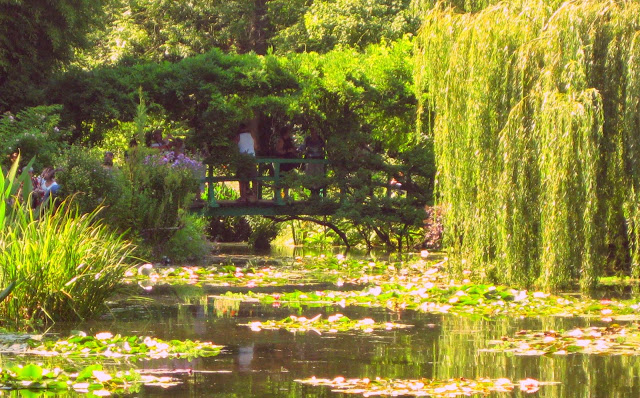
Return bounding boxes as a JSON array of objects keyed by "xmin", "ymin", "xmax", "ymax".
[
  {"xmin": 484, "ymin": 325, "xmax": 640, "ymax": 356},
  {"xmin": 0, "ymin": 332, "xmax": 223, "ymax": 361},
  {"xmin": 296, "ymin": 376, "xmax": 555, "ymax": 396},
  {"xmin": 241, "ymin": 314, "xmax": 412, "ymax": 334}
]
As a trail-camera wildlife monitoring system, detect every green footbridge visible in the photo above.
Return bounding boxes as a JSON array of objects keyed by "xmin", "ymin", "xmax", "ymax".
[
  {"xmin": 194, "ymin": 157, "xmax": 402, "ymax": 217},
  {"xmin": 196, "ymin": 157, "xmax": 333, "ymax": 217}
]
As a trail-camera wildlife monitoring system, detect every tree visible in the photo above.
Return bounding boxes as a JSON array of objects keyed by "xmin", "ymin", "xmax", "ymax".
[
  {"xmin": 416, "ymin": 0, "xmax": 640, "ymax": 291},
  {"xmin": 271, "ymin": 0, "xmax": 418, "ymax": 53},
  {"xmin": 76, "ymin": 0, "xmax": 273, "ymax": 66},
  {"xmin": 0, "ymin": 0, "xmax": 103, "ymax": 111}
]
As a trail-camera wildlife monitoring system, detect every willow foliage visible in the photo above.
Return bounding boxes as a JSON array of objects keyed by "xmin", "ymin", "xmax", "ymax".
[{"xmin": 416, "ymin": 0, "xmax": 640, "ymax": 291}]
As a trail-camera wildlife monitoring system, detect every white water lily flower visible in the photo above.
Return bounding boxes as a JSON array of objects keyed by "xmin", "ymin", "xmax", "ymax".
[
  {"xmin": 249, "ymin": 322, "xmax": 262, "ymax": 332},
  {"xmin": 72, "ymin": 382, "xmax": 90, "ymax": 390},
  {"xmin": 438, "ymin": 305, "xmax": 452, "ymax": 313},
  {"xmin": 328, "ymin": 314, "xmax": 344, "ymax": 323},
  {"xmin": 92, "ymin": 390, "xmax": 111, "ymax": 396},
  {"xmin": 513, "ymin": 290, "xmax": 527, "ymax": 302},
  {"xmin": 566, "ymin": 329, "xmax": 584, "ymax": 338},
  {"xmin": 359, "ymin": 318, "xmax": 375, "ymax": 325},
  {"xmin": 368, "ymin": 286, "xmax": 382, "ymax": 296},
  {"xmin": 532, "ymin": 291, "xmax": 548, "ymax": 298},
  {"xmin": 92, "ymin": 370, "xmax": 112, "ymax": 383},
  {"xmin": 95, "ymin": 332, "xmax": 113, "ymax": 340}
]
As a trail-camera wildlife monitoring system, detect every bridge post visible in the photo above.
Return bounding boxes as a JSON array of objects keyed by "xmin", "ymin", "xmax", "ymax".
[
  {"xmin": 273, "ymin": 161, "xmax": 285, "ymax": 205},
  {"xmin": 206, "ymin": 164, "xmax": 219, "ymax": 207}
]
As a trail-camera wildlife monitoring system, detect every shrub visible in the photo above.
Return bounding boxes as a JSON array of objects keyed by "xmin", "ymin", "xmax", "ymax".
[
  {"xmin": 112, "ymin": 148, "xmax": 204, "ymax": 253},
  {"xmin": 165, "ymin": 212, "xmax": 211, "ymax": 263},
  {"xmin": 0, "ymin": 106, "xmax": 69, "ymax": 172},
  {"xmin": 55, "ymin": 146, "xmax": 125, "ymax": 215}
]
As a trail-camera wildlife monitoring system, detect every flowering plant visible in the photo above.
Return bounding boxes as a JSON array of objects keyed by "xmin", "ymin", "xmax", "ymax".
[{"xmin": 143, "ymin": 151, "xmax": 204, "ymax": 177}]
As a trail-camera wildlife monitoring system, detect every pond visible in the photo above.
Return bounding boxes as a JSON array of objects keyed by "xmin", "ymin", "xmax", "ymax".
[{"xmin": 5, "ymin": 246, "xmax": 640, "ymax": 397}]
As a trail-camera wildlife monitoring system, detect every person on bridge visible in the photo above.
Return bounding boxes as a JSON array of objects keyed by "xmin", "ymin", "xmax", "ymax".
[
  {"xmin": 235, "ymin": 123, "xmax": 257, "ymax": 203},
  {"xmin": 274, "ymin": 125, "xmax": 300, "ymax": 201},
  {"xmin": 301, "ymin": 126, "xmax": 325, "ymax": 197}
]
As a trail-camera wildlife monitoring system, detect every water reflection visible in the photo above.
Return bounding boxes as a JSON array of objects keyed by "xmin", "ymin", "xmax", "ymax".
[
  {"xmin": 217, "ymin": 242, "xmax": 422, "ymax": 263},
  {"xmin": 42, "ymin": 295, "xmax": 640, "ymax": 397}
]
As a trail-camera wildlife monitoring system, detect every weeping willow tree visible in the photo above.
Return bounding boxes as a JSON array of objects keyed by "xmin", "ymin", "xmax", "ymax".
[{"xmin": 416, "ymin": 0, "xmax": 640, "ymax": 291}]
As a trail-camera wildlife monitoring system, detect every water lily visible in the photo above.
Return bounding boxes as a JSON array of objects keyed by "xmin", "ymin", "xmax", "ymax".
[
  {"xmin": 95, "ymin": 332, "xmax": 113, "ymax": 340},
  {"xmin": 519, "ymin": 378, "xmax": 539, "ymax": 393}
]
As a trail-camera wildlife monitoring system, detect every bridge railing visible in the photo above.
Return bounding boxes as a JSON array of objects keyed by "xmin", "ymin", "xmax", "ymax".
[{"xmin": 204, "ymin": 157, "xmax": 329, "ymax": 207}]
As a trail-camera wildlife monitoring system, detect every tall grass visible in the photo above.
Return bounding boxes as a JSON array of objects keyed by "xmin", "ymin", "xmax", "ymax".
[
  {"xmin": 416, "ymin": 0, "xmax": 640, "ymax": 291},
  {"xmin": 0, "ymin": 158, "xmax": 136, "ymax": 323}
]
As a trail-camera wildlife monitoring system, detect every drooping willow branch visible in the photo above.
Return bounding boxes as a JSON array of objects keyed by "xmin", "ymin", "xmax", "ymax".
[{"xmin": 416, "ymin": 0, "xmax": 640, "ymax": 292}]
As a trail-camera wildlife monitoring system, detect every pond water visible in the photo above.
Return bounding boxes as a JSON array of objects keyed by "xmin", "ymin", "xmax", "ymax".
[
  {"xmin": 60, "ymin": 294, "xmax": 640, "ymax": 397},
  {"xmin": 9, "ymin": 247, "xmax": 640, "ymax": 397}
]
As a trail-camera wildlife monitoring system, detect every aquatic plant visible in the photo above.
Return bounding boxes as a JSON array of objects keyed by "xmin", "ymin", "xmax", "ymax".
[
  {"xmin": 0, "ymin": 363, "xmax": 176, "ymax": 394},
  {"xmin": 416, "ymin": 0, "xmax": 640, "ymax": 291},
  {"xmin": 484, "ymin": 325, "xmax": 640, "ymax": 356},
  {"xmin": 0, "ymin": 156, "xmax": 137, "ymax": 322},
  {"xmin": 0, "ymin": 331, "xmax": 222, "ymax": 361},
  {"xmin": 242, "ymin": 314, "xmax": 412, "ymax": 334},
  {"xmin": 296, "ymin": 376, "xmax": 549, "ymax": 395}
]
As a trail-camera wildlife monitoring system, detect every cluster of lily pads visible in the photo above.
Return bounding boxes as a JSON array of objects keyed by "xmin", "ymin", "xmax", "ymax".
[
  {"xmin": 0, "ymin": 332, "xmax": 221, "ymax": 394},
  {"xmin": 484, "ymin": 324, "xmax": 640, "ymax": 356},
  {"xmin": 0, "ymin": 363, "xmax": 177, "ymax": 395},
  {"xmin": 295, "ymin": 376, "xmax": 549, "ymax": 396},
  {"xmin": 241, "ymin": 313, "xmax": 412, "ymax": 334},
  {"xmin": 216, "ymin": 282, "xmax": 640, "ymax": 320},
  {"xmin": 126, "ymin": 255, "xmax": 432, "ymax": 288},
  {"xmin": 21, "ymin": 331, "xmax": 223, "ymax": 360},
  {"xmin": 126, "ymin": 253, "xmax": 640, "ymax": 320}
]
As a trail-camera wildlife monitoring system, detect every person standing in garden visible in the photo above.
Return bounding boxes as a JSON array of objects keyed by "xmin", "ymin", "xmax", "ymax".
[
  {"xmin": 235, "ymin": 123, "xmax": 256, "ymax": 203},
  {"xmin": 301, "ymin": 126, "xmax": 325, "ymax": 197}
]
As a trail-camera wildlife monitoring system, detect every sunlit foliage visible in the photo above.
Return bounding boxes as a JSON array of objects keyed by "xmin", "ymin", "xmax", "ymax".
[{"xmin": 416, "ymin": 0, "xmax": 640, "ymax": 291}]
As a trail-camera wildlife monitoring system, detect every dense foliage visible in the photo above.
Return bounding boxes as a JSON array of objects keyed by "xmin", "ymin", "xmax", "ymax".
[
  {"xmin": 0, "ymin": 0, "xmax": 435, "ymax": 254},
  {"xmin": 416, "ymin": 0, "xmax": 640, "ymax": 291},
  {"xmin": 0, "ymin": 0, "xmax": 103, "ymax": 111}
]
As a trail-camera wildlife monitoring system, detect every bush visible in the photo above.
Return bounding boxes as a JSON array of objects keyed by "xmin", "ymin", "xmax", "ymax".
[
  {"xmin": 247, "ymin": 216, "xmax": 281, "ymax": 250},
  {"xmin": 0, "ymin": 106, "xmax": 69, "ymax": 172},
  {"xmin": 165, "ymin": 212, "xmax": 211, "ymax": 263},
  {"xmin": 111, "ymin": 148, "xmax": 204, "ymax": 254},
  {"xmin": 55, "ymin": 146, "xmax": 124, "ymax": 215}
]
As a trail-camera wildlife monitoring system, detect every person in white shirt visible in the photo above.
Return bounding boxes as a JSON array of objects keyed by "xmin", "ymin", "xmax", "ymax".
[{"xmin": 234, "ymin": 123, "xmax": 256, "ymax": 202}]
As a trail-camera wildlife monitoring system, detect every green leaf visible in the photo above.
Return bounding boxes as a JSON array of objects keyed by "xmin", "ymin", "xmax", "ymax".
[{"xmin": 18, "ymin": 364, "xmax": 43, "ymax": 381}]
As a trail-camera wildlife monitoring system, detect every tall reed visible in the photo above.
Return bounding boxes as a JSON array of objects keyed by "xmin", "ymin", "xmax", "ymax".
[
  {"xmin": 0, "ymin": 158, "xmax": 136, "ymax": 322},
  {"xmin": 416, "ymin": 0, "xmax": 640, "ymax": 291}
]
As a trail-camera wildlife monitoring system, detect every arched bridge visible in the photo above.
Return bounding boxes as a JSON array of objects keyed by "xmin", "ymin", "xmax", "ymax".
[{"xmin": 194, "ymin": 158, "xmax": 406, "ymax": 217}]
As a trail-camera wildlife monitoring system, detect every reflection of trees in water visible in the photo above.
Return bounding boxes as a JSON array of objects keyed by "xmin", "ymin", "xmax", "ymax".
[
  {"xmin": 435, "ymin": 315, "xmax": 640, "ymax": 396},
  {"xmin": 213, "ymin": 297, "xmax": 242, "ymax": 318}
]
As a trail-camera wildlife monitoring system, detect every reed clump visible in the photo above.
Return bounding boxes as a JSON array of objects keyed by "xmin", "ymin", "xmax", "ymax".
[
  {"xmin": 416, "ymin": 0, "xmax": 640, "ymax": 291},
  {"xmin": 0, "ymin": 159, "xmax": 136, "ymax": 323}
]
